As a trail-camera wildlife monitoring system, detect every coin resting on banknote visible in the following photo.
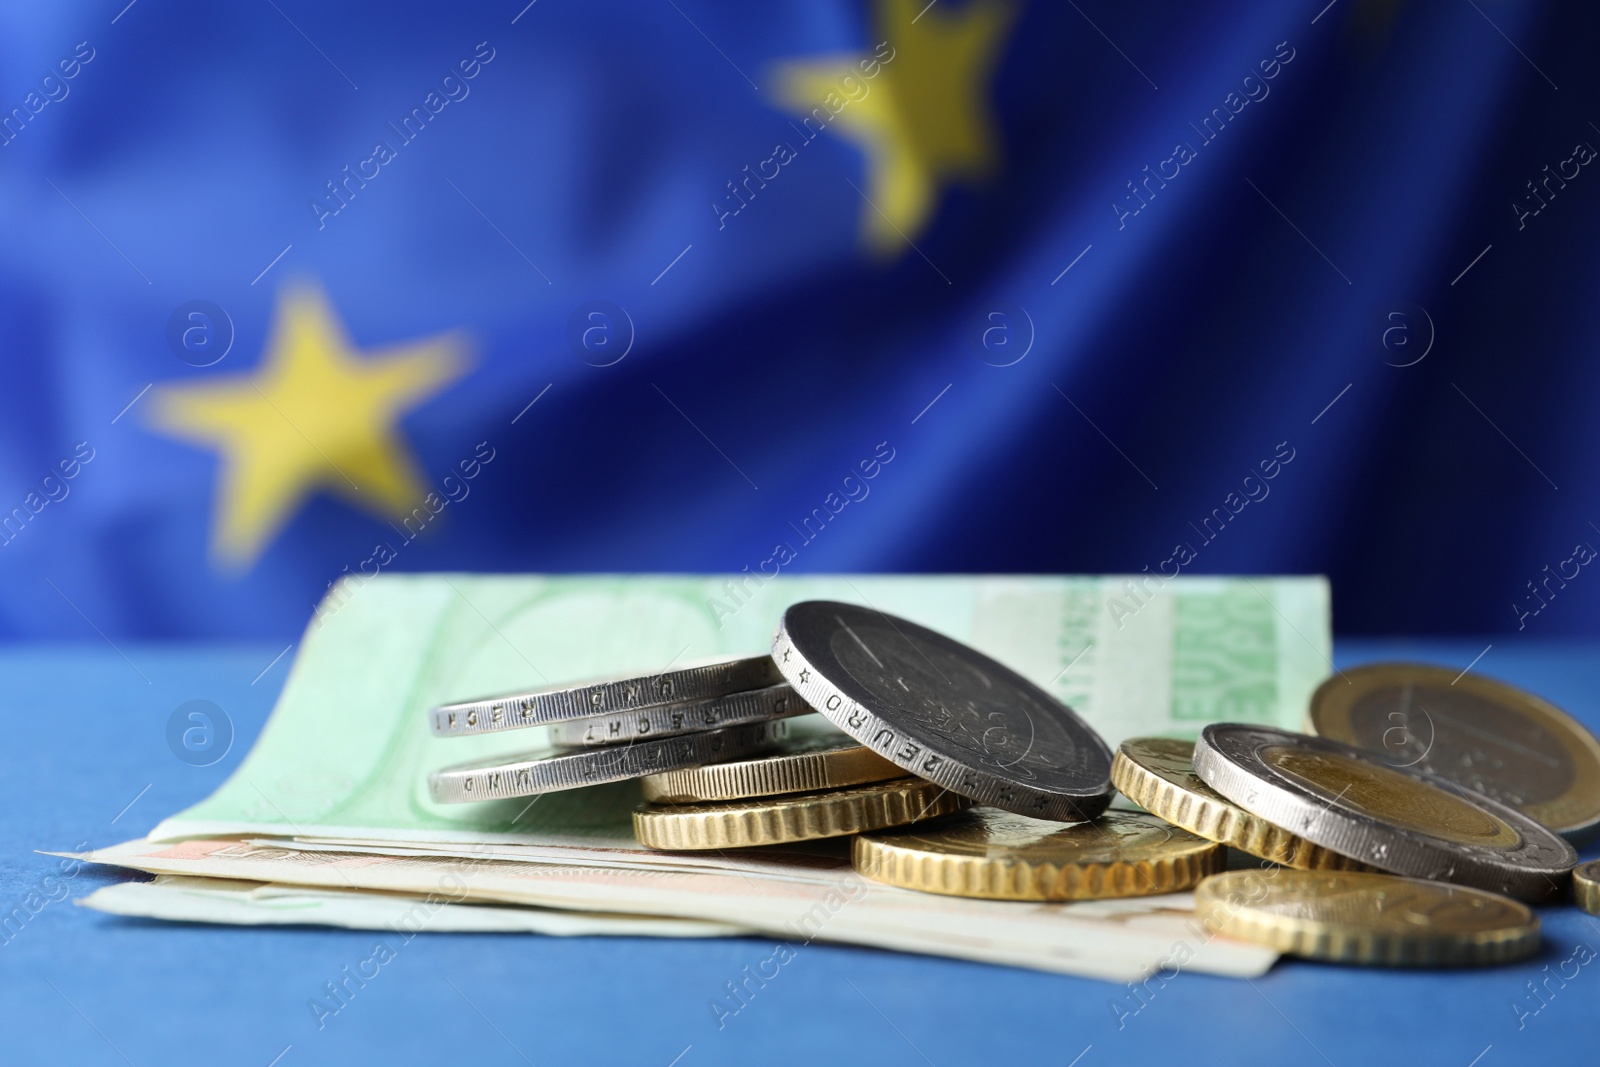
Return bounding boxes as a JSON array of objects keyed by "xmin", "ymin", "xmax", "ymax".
[
  {"xmin": 64, "ymin": 574, "xmax": 1600, "ymax": 976},
  {"xmin": 854, "ymin": 809, "xmax": 1224, "ymax": 901}
]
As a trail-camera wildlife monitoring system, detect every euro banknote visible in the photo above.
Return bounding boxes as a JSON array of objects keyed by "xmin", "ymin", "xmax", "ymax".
[
  {"xmin": 150, "ymin": 573, "xmax": 1331, "ymax": 849},
  {"xmin": 70, "ymin": 838, "xmax": 1276, "ymax": 981}
]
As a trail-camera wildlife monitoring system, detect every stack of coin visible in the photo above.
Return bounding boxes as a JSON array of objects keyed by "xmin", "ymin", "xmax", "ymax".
[
  {"xmin": 426, "ymin": 613, "xmax": 1599, "ymax": 970},
  {"xmin": 426, "ymin": 655, "xmax": 810, "ymax": 802},
  {"xmin": 632, "ymin": 724, "xmax": 972, "ymax": 848},
  {"xmin": 627, "ymin": 599, "xmax": 1126, "ymax": 850}
]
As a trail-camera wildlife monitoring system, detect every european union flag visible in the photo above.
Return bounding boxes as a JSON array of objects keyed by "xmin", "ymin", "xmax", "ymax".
[{"xmin": 3, "ymin": 0, "xmax": 1598, "ymax": 639}]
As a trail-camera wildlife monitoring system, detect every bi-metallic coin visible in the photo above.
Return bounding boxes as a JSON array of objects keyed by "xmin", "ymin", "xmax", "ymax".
[
  {"xmin": 1112, "ymin": 737, "xmax": 1367, "ymax": 870},
  {"xmin": 547, "ymin": 684, "xmax": 804, "ymax": 747},
  {"xmin": 429, "ymin": 720, "xmax": 789, "ymax": 802},
  {"xmin": 1308, "ymin": 662, "xmax": 1600, "ymax": 839},
  {"xmin": 430, "ymin": 654, "xmax": 784, "ymax": 737},
  {"xmin": 773, "ymin": 601, "xmax": 1112, "ymax": 822},
  {"xmin": 1193, "ymin": 724, "xmax": 1576, "ymax": 902}
]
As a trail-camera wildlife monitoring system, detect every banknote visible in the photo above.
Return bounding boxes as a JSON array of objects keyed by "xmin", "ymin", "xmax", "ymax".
[
  {"xmin": 150, "ymin": 573, "xmax": 1330, "ymax": 848},
  {"xmin": 78, "ymin": 875, "xmax": 748, "ymax": 938},
  {"xmin": 71, "ymin": 837, "xmax": 1276, "ymax": 981}
]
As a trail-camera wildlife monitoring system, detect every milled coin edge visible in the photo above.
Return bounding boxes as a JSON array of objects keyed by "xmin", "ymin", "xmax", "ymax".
[
  {"xmin": 852, "ymin": 822, "xmax": 1225, "ymax": 901},
  {"xmin": 631, "ymin": 778, "xmax": 971, "ymax": 850},
  {"xmin": 1111, "ymin": 743, "xmax": 1368, "ymax": 871},
  {"xmin": 772, "ymin": 608, "xmax": 1111, "ymax": 823},
  {"xmin": 1194, "ymin": 873, "xmax": 1541, "ymax": 966}
]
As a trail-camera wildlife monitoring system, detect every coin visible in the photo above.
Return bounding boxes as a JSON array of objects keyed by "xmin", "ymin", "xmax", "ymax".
[
  {"xmin": 631, "ymin": 777, "xmax": 970, "ymax": 850},
  {"xmin": 430, "ymin": 654, "xmax": 785, "ymax": 736},
  {"xmin": 1576, "ymin": 859, "xmax": 1600, "ymax": 916},
  {"xmin": 1193, "ymin": 724, "xmax": 1577, "ymax": 902},
  {"xmin": 1194, "ymin": 869, "xmax": 1540, "ymax": 966},
  {"xmin": 1112, "ymin": 737, "xmax": 1367, "ymax": 870},
  {"xmin": 429, "ymin": 720, "xmax": 790, "ymax": 803},
  {"xmin": 773, "ymin": 601, "xmax": 1112, "ymax": 822},
  {"xmin": 1308, "ymin": 662, "xmax": 1600, "ymax": 839},
  {"xmin": 640, "ymin": 731, "xmax": 903, "ymax": 802},
  {"xmin": 854, "ymin": 809, "xmax": 1224, "ymax": 902},
  {"xmin": 546, "ymin": 684, "xmax": 805, "ymax": 747}
]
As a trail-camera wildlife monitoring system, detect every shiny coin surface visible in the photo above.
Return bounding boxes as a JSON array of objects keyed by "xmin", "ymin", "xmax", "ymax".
[
  {"xmin": 773, "ymin": 601, "xmax": 1112, "ymax": 822},
  {"xmin": 1576, "ymin": 859, "xmax": 1600, "ymax": 916},
  {"xmin": 632, "ymin": 777, "xmax": 969, "ymax": 850},
  {"xmin": 640, "ymin": 731, "xmax": 903, "ymax": 802},
  {"xmin": 1195, "ymin": 869, "xmax": 1540, "ymax": 966},
  {"xmin": 429, "ymin": 720, "xmax": 789, "ymax": 802},
  {"xmin": 854, "ymin": 809, "xmax": 1224, "ymax": 902},
  {"xmin": 1194, "ymin": 724, "xmax": 1577, "ymax": 902},
  {"xmin": 547, "ymin": 684, "xmax": 805, "ymax": 747},
  {"xmin": 430, "ymin": 655, "xmax": 784, "ymax": 736},
  {"xmin": 1308, "ymin": 662, "xmax": 1600, "ymax": 839},
  {"xmin": 1112, "ymin": 737, "xmax": 1367, "ymax": 871}
]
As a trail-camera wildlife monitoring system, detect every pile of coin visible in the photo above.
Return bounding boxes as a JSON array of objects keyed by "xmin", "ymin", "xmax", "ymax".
[{"xmin": 429, "ymin": 601, "xmax": 1600, "ymax": 968}]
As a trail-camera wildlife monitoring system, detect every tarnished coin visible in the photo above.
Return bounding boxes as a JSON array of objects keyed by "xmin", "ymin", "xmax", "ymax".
[
  {"xmin": 1576, "ymin": 859, "xmax": 1600, "ymax": 916},
  {"xmin": 632, "ymin": 777, "xmax": 969, "ymax": 850},
  {"xmin": 1308, "ymin": 662, "xmax": 1600, "ymax": 839},
  {"xmin": 1112, "ymin": 737, "xmax": 1367, "ymax": 871},
  {"xmin": 1195, "ymin": 869, "xmax": 1540, "ymax": 966},
  {"xmin": 854, "ymin": 809, "xmax": 1224, "ymax": 902},
  {"xmin": 429, "ymin": 720, "xmax": 789, "ymax": 803},
  {"xmin": 1194, "ymin": 724, "xmax": 1577, "ymax": 902},
  {"xmin": 640, "ymin": 731, "xmax": 903, "ymax": 802},
  {"xmin": 773, "ymin": 601, "xmax": 1113, "ymax": 822},
  {"xmin": 547, "ymin": 684, "xmax": 805, "ymax": 747},
  {"xmin": 430, "ymin": 655, "xmax": 784, "ymax": 736}
]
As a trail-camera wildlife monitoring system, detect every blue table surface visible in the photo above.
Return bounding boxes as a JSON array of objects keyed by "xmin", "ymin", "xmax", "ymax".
[{"xmin": 2, "ymin": 638, "xmax": 1597, "ymax": 1066}]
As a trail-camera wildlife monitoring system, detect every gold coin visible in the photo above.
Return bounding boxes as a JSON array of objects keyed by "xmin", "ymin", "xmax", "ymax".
[
  {"xmin": 1576, "ymin": 859, "xmax": 1600, "ymax": 916},
  {"xmin": 1113, "ymin": 737, "xmax": 1368, "ymax": 870},
  {"xmin": 1309, "ymin": 662, "xmax": 1600, "ymax": 839},
  {"xmin": 853, "ymin": 808, "xmax": 1224, "ymax": 901},
  {"xmin": 639, "ymin": 732, "xmax": 903, "ymax": 802},
  {"xmin": 632, "ymin": 777, "xmax": 968, "ymax": 850},
  {"xmin": 1195, "ymin": 868, "xmax": 1540, "ymax": 966}
]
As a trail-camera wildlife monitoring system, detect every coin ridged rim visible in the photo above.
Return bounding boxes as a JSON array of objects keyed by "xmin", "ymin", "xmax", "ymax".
[
  {"xmin": 853, "ymin": 812, "xmax": 1226, "ymax": 902},
  {"xmin": 429, "ymin": 720, "xmax": 789, "ymax": 803},
  {"xmin": 430, "ymin": 655, "xmax": 785, "ymax": 736},
  {"xmin": 1576, "ymin": 859, "xmax": 1600, "ymax": 916},
  {"xmin": 1112, "ymin": 739, "xmax": 1368, "ymax": 871},
  {"xmin": 1195, "ymin": 870, "xmax": 1541, "ymax": 966},
  {"xmin": 1307, "ymin": 661, "xmax": 1600, "ymax": 839},
  {"xmin": 640, "ymin": 735, "xmax": 904, "ymax": 802},
  {"xmin": 631, "ymin": 777, "xmax": 969, "ymax": 850},
  {"xmin": 547, "ymin": 685, "xmax": 806, "ymax": 747},
  {"xmin": 772, "ymin": 601, "xmax": 1112, "ymax": 822},
  {"xmin": 1193, "ymin": 724, "xmax": 1576, "ymax": 902}
]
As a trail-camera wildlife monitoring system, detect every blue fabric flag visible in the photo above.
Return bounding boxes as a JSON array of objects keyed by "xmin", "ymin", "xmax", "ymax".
[{"xmin": 0, "ymin": 0, "xmax": 1596, "ymax": 640}]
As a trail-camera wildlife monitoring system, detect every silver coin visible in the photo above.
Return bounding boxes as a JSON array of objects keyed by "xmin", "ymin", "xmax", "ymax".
[
  {"xmin": 430, "ymin": 654, "xmax": 784, "ymax": 736},
  {"xmin": 773, "ymin": 600, "xmax": 1112, "ymax": 821},
  {"xmin": 1193, "ymin": 724, "xmax": 1576, "ymax": 902},
  {"xmin": 546, "ymin": 684, "xmax": 806, "ymax": 746},
  {"xmin": 429, "ymin": 720, "xmax": 791, "ymax": 803}
]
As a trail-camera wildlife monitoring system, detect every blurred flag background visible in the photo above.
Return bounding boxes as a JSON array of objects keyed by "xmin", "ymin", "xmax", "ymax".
[{"xmin": 1, "ymin": 0, "xmax": 1596, "ymax": 639}]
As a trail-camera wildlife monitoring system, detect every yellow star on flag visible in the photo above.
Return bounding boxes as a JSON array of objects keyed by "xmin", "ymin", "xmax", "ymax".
[
  {"xmin": 147, "ymin": 282, "xmax": 469, "ymax": 569},
  {"xmin": 775, "ymin": 0, "xmax": 1015, "ymax": 256}
]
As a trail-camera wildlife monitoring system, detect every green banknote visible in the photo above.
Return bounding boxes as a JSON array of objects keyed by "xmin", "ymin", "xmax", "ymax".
[{"xmin": 151, "ymin": 574, "xmax": 1329, "ymax": 846}]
